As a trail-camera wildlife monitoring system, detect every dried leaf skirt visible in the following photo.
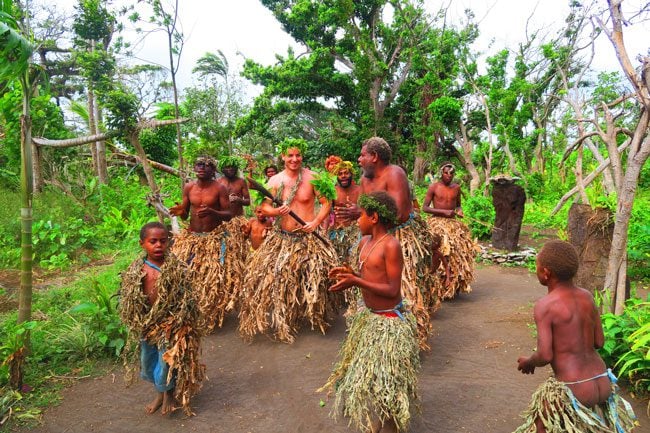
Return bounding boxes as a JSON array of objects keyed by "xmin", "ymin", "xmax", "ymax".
[
  {"xmin": 514, "ymin": 376, "xmax": 637, "ymax": 433},
  {"xmin": 119, "ymin": 254, "xmax": 205, "ymax": 416},
  {"xmin": 220, "ymin": 215, "xmax": 250, "ymax": 311},
  {"xmin": 426, "ymin": 217, "xmax": 478, "ymax": 300},
  {"xmin": 328, "ymin": 224, "xmax": 362, "ymax": 265},
  {"xmin": 391, "ymin": 214, "xmax": 437, "ymax": 350},
  {"xmin": 320, "ymin": 307, "xmax": 420, "ymax": 432},
  {"xmin": 238, "ymin": 228, "xmax": 339, "ymax": 343},
  {"xmin": 171, "ymin": 226, "xmax": 243, "ymax": 332}
]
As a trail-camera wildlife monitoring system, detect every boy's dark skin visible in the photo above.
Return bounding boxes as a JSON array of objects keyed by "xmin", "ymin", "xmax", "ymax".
[
  {"xmin": 332, "ymin": 167, "xmax": 361, "ymax": 228},
  {"xmin": 217, "ymin": 165, "xmax": 251, "ymax": 217},
  {"xmin": 139, "ymin": 226, "xmax": 176, "ymax": 415},
  {"xmin": 264, "ymin": 165, "xmax": 278, "ymax": 181},
  {"xmin": 169, "ymin": 161, "xmax": 232, "ymax": 232},
  {"xmin": 422, "ymin": 165, "xmax": 463, "ymax": 218},
  {"xmin": 329, "ymin": 206, "xmax": 403, "ymax": 433},
  {"xmin": 517, "ymin": 247, "xmax": 610, "ymax": 432},
  {"xmin": 243, "ymin": 206, "xmax": 272, "ymax": 250}
]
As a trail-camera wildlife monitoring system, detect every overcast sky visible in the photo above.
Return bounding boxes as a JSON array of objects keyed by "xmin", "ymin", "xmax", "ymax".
[{"xmin": 56, "ymin": 0, "xmax": 648, "ymax": 96}]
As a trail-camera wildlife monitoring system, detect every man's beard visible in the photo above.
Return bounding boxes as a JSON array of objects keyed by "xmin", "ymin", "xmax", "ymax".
[
  {"xmin": 361, "ymin": 166, "xmax": 374, "ymax": 179},
  {"xmin": 337, "ymin": 178, "xmax": 352, "ymax": 188}
]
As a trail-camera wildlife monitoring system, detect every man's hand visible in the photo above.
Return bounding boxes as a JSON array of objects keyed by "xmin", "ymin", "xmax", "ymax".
[
  {"xmin": 275, "ymin": 204, "xmax": 291, "ymax": 217},
  {"xmin": 454, "ymin": 208, "xmax": 464, "ymax": 218},
  {"xmin": 196, "ymin": 205, "xmax": 213, "ymax": 218},
  {"xmin": 517, "ymin": 356, "xmax": 536, "ymax": 374},
  {"xmin": 229, "ymin": 193, "xmax": 241, "ymax": 203},
  {"xmin": 169, "ymin": 202, "xmax": 185, "ymax": 217},
  {"xmin": 334, "ymin": 203, "xmax": 360, "ymax": 221},
  {"xmin": 300, "ymin": 220, "xmax": 319, "ymax": 233}
]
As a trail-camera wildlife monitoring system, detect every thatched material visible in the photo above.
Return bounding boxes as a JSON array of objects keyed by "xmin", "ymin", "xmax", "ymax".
[
  {"xmin": 119, "ymin": 253, "xmax": 205, "ymax": 416},
  {"xmin": 238, "ymin": 228, "xmax": 339, "ymax": 343},
  {"xmin": 426, "ymin": 217, "xmax": 478, "ymax": 300},
  {"xmin": 220, "ymin": 215, "xmax": 249, "ymax": 311},
  {"xmin": 319, "ymin": 305, "xmax": 420, "ymax": 432},
  {"xmin": 171, "ymin": 226, "xmax": 242, "ymax": 331},
  {"xmin": 391, "ymin": 214, "xmax": 437, "ymax": 351},
  {"xmin": 514, "ymin": 376, "xmax": 637, "ymax": 433},
  {"xmin": 328, "ymin": 224, "xmax": 361, "ymax": 265}
]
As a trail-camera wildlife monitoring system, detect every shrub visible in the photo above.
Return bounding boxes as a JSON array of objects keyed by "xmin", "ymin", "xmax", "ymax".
[{"xmin": 463, "ymin": 193, "xmax": 495, "ymax": 240}]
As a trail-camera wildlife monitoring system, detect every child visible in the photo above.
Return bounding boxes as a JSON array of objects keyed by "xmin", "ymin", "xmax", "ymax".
[
  {"xmin": 320, "ymin": 191, "xmax": 420, "ymax": 433},
  {"xmin": 514, "ymin": 240, "xmax": 637, "ymax": 432},
  {"xmin": 119, "ymin": 222, "xmax": 205, "ymax": 416},
  {"xmin": 242, "ymin": 206, "xmax": 272, "ymax": 250}
]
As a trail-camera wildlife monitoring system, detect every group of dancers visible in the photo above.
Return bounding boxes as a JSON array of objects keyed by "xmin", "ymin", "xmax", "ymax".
[{"xmin": 117, "ymin": 136, "xmax": 637, "ymax": 432}]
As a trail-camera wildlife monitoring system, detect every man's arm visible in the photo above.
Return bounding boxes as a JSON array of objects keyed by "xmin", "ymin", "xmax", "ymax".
[
  {"xmin": 199, "ymin": 184, "xmax": 233, "ymax": 221},
  {"xmin": 240, "ymin": 180, "xmax": 251, "ymax": 206},
  {"xmin": 169, "ymin": 183, "xmax": 191, "ymax": 220},
  {"xmin": 421, "ymin": 183, "xmax": 455, "ymax": 218},
  {"xmin": 517, "ymin": 300, "xmax": 553, "ymax": 374},
  {"xmin": 302, "ymin": 195, "xmax": 331, "ymax": 233},
  {"xmin": 593, "ymin": 302, "xmax": 605, "ymax": 349}
]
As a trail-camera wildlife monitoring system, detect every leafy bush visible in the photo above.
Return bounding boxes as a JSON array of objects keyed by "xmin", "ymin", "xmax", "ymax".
[
  {"xmin": 599, "ymin": 297, "xmax": 650, "ymax": 395},
  {"xmin": 463, "ymin": 193, "xmax": 495, "ymax": 240}
]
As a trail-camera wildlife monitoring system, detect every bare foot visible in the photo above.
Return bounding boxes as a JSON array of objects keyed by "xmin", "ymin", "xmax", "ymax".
[
  {"xmin": 160, "ymin": 389, "xmax": 178, "ymax": 416},
  {"xmin": 145, "ymin": 393, "xmax": 163, "ymax": 414}
]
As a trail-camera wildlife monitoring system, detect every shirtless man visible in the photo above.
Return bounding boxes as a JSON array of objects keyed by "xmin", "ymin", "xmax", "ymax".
[
  {"xmin": 217, "ymin": 156, "xmax": 251, "ymax": 218},
  {"xmin": 421, "ymin": 162, "xmax": 475, "ymax": 301},
  {"xmin": 238, "ymin": 138, "xmax": 338, "ymax": 343},
  {"xmin": 169, "ymin": 156, "xmax": 231, "ymax": 232},
  {"xmin": 168, "ymin": 156, "xmax": 237, "ymax": 331},
  {"xmin": 514, "ymin": 240, "xmax": 636, "ymax": 432},
  {"xmin": 329, "ymin": 160, "xmax": 361, "ymax": 263},
  {"xmin": 422, "ymin": 162, "xmax": 463, "ymax": 218}
]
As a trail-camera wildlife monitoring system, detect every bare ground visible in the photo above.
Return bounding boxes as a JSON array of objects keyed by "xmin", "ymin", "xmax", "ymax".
[{"xmin": 13, "ymin": 265, "xmax": 650, "ymax": 433}]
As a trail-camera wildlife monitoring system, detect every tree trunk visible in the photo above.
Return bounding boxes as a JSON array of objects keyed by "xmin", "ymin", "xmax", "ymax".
[
  {"xmin": 128, "ymin": 128, "xmax": 166, "ymax": 222},
  {"xmin": 454, "ymin": 125, "xmax": 480, "ymax": 194},
  {"xmin": 604, "ymin": 159, "xmax": 645, "ymax": 314},
  {"xmin": 567, "ymin": 204, "xmax": 613, "ymax": 295},
  {"xmin": 87, "ymin": 88, "xmax": 99, "ymax": 177},
  {"xmin": 490, "ymin": 179, "xmax": 526, "ymax": 251},
  {"xmin": 94, "ymin": 93, "xmax": 107, "ymax": 184}
]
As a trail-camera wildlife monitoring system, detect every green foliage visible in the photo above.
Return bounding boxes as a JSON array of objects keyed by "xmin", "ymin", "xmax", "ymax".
[
  {"xmin": 138, "ymin": 103, "xmax": 177, "ymax": 166},
  {"xmin": 310, "ymin": 170, "xmax": 337, "ymax": 201},
  {"xmin": 101, "ymin": 85, "xmax": 139, "ymax": 134},
  {"xmin": 463, "ymin": 193, "xmax": 495, "ymax": 240},
  {"xmin": 0, "ymin": 11, "xmax": 32, "ymax": 86},
  {"xmin": 600, "ymin": 297, "xmax": 650, "ymax": 394}
]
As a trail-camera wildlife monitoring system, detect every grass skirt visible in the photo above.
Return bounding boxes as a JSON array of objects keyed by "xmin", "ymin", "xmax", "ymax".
[
  {"xmin": 514, "ymin": 376, "xmax": 637, "ymax": 433},
  {"xmin": 391, "ymin": 214, "xmax": 437, "ymax": 351},
  {"xmin": 328, "ymin": 224, "xmax": 362, "ymax": 265},
  {"xmin": 319, "ymin": 306, "xmax": 420, "ymax": 432},
  {"xmin": 238, "ymin": 228, "xmax": 339, "ymax": 343},
  {"xmin": 119, "ymin": 253, "xmax": 205, "ymax": 416},
  {"xmin": 220, "ymin": 215, "xmax": 250, "ymax": 311},
  {"xmin": 426, "ymin": 217, "xmax": 478, "ymax": 300},
  {"xmin": 171, "ymin": 226, "xmax": 242, "ymax": 332}
]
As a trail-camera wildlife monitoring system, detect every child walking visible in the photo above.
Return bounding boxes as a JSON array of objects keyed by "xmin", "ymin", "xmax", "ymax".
[
  {"xmin": 320, "ymin": 191, "xmax": 420, "ymax": 433},
  {"xmin": 513, "ymin": 240, "xmax": 636, "ymax": 432},
  {"xmin": 119, "ymin": 222, "xmax": 205, "ymax": 416}
]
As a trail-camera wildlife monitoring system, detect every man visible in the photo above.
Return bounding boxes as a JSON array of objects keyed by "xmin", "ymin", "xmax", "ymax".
[
  {"xmin": 214, "ymin": 156, "xmax": 251, "ymax": 311},
  {"xmin": 329, "ymin": 160, "xmax": 361, "ymax": 263},
  {"xmin": 168, "ymin": 156, "xmax": 238, "ymax": 332},
  {"xmin": 338, "ymin": 136, "xmax": 436, "ymax": 350},
  {"xmin": 422, "ymin": 162, "xmax": 477, "ymax": 300},
  {"xmin": 238, "ymin": 139, "xmax": 338, "ymax": 343},
  {"xmin": 217, "ymin": 155, "xmax": 251, "ymax": 217}
]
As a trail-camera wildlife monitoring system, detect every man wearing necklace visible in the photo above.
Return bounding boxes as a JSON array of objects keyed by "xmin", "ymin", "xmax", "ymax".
[
  {"xmin": 321, "ymin": 191, "xmax": 420, "ymax": 433},
  {"xmin": 337, "ymin": 136, "xmax": 437, "ymax": 350},
  {"xmin": 238, "ymin": 138, "xmax": 338, "ymax": 344},
  {"xmin": 169, "ymin": 156, "xmax": 237, "ymax": 332},
  {"xmin": 328, "ymin": 160, "xmax": 362, "ymax": 264}
]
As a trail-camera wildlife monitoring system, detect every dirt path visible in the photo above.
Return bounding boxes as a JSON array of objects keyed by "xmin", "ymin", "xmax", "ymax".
[{"xmin": 18, "ymin": 265, "xmax": 649, "ymax": 433}]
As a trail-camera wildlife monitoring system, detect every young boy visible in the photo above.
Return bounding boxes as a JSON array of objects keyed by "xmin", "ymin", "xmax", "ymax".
[
  {"xmin": 321, "ymin": 191, "xmax": 420, "ymax": 433},
  {"xmin": 242, "ymin": 206, "xmax": 272, "ymax": 250},
  {"xmin": 514, "ymin": 240, "xmax": 637, "ymax": 432},
  {"xmin": 119, "ymin": 222, "xmax": 205, "ymax": 417}
]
